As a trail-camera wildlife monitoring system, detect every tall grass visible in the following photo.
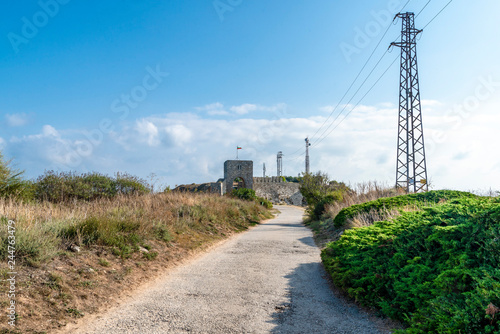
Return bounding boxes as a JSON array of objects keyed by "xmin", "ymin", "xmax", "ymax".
[
  {"xmin": 0, "ymin": 192, "xmax": 270, "ymax": 265},
  {"xmin": 323, "ymin": 181, "xmax": 404, "ymax": 222}
]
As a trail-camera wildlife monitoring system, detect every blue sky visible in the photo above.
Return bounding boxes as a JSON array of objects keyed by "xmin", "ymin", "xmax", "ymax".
[{"xmin": 1, "ymin": 0, "xmax": 499, "ymax": 191}]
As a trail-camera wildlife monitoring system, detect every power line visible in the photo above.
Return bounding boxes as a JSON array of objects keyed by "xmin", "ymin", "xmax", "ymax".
[
  {"xmin": 285, "ymin": 0, "xmax": 451, "ymax": 162},
  {"xmin": 422, "ymin": 0, "xmax": 453, "ymax": 29},
  {"xmin": 310, "ymin": 22, "xmax": 393, "ymax": 142},
  {"xmin": 309, "ymin": 0, "xmax": 412, "ymax": 143},
  {"xmin": 312, "ymin": 50, "xmax": 389, "ymax": 144},
  {"xmin": 416, "ymin": 0, "xmax": 432, "ymax": 18},
  {"xmin": 310, "ymin": 0, "xmax": 451, "ymax": 146},
  {"xmin": 313, "ymin": 55, "xmax": 399, "ymax": 148}
]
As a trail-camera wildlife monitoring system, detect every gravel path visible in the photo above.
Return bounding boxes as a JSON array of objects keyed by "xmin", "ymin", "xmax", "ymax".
[{"xmin": 69, "ymin": 206, "xmax": 389, "ymax": 334}]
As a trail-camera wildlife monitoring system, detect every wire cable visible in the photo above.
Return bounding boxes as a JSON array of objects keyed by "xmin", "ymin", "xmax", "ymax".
[
  {"xmin": 422, "ymin": 0, "xmax": 453, "ymax": 29},
  {"xmin": 311, "ymin": 0, "xmax": 448, "ymax": 146},
  {"xmin": 313, "ymin": 55, "xmax": 400, "ymax": 148},
  {"xmin": 416, "ymin": 0, "xmax": 432, "ymax": 18},
  {"xmin": 308, "ymin": 0, "xmax": 412, "ymax": 144}
]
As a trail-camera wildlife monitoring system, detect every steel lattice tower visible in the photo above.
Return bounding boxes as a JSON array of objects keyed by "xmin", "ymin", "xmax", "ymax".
[
  {"xmin": 277, "ymin": 151, "xmax": 283, "ymax": 177},
  {"xmin": 391, "ymin": 12, "xmax": 428, "ymax": 193},
  {"xmin": 305, "ymin": 138, "xmax": 311, "ymax": 174}
]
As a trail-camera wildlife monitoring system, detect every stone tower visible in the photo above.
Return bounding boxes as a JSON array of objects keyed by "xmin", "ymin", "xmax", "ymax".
[{"xmin": 223, "ymin": 160, "xmax": 253, "ymax": 194}]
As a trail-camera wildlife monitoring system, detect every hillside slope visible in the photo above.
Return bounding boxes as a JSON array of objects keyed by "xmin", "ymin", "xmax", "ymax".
[
  {"xmin": 321, "ymin": 193, "xmax": 500, "ymax": 333},
  {"xmin": 0, "ymin": 193, "xmax": 271, "ymax": 334}
]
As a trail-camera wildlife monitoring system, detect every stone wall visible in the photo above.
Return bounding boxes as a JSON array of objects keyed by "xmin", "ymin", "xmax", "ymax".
[
  {"xmin": 223, "ymin": 160, "xmax": 253, "ymax": 194},
  {"xmin": 253, "ymin": 181, "xmax": 304, "ymax": 206},
  {"xmin": 254, "ymin": 177, "xmax": 284, "ymax": 183}
]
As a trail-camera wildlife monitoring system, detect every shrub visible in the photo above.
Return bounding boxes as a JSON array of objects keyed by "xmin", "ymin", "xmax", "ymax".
[
  {"xmin": 0, "ymin": 151, "xmax": 32, "ymax": 199},
  {"xmin": 321, "ymin": 195, "xmax": 500, "ymax": 333},
  {"xmin": 34, "ymin": 171, "xmax": 150, "ymax": 203},
  {"xmin": 299, "ymin": 172, "xmax": 350, "ymax": 220},
  {"xmin": 312, "ymin": 191, "xmax": 344, "ymax": 221},
  {"xmin": 257, "ymin": 197, "xmax": 273, "ymax": 209},
  {"xmin": 232, "ymin": 188, "xmax": 256, "ymax": 201},
  {"xmin": 333, "ymin": 190, "xmax": 476, "ymax": 227}
]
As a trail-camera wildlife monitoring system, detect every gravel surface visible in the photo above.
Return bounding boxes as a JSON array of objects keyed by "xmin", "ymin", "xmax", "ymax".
[{"xmin": 69, "ymin": 206, "xmax": 389, "ymax": 334}]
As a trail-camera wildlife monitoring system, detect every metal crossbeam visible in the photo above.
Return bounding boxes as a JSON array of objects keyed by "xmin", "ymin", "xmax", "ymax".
[{"xmin": 391, "ymin": 12, "xmax": 428, "ymax": 193}]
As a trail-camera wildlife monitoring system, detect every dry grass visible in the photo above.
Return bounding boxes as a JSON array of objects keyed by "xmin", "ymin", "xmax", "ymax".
[
  {"xmin": 1, "ymin": 192, "xmax": 268, "ymax": 264},
  {"xmin": 324, "ymin": 181, "xmax": 404, "ymax": 222},
  {"xmin": 0, "ymin": 192, "xmax": 271, "ymax": 333},
  {"xmin": 345, "ymin": 205, "xmax": 420, "ymax": 229},
  {"xmin": 306, "ymin": 182, "xmax": 405, "ymax": 248}
]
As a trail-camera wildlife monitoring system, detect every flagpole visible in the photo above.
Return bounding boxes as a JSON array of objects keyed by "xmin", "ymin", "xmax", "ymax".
[{"xmin": 236, "ymin": 147, "xmax": 238, "ymax": 160}]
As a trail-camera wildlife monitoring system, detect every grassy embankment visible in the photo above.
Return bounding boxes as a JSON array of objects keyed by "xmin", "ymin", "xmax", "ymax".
[
  {"xmin": 0, "ymin": 191, "xmax": 272, "ymax": 334},
  {"xmin": 314, "ymin": 190, "xmax": 500, "ymax": 333}
]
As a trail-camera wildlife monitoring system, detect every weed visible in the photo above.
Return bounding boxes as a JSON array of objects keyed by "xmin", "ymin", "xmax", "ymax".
[
  {"xmin": 66, "ymin": 308, "xmax": 83, "ymax": 318},
  {"xmin": 44, "ymin": 273, "xmax": 62, "ymax": 290},
  {"xmin": 98, "ymin": 259, "xmax": 110, "ymax": 267},
  {"xmin": 143, "ymin": 251, "xmax": 158, "ymax": 261}
]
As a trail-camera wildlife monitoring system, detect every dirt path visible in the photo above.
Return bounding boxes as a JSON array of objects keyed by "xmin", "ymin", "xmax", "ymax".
[{"xmin": 66, "ymin": 206, "xmax": 390, "ymax": 334}]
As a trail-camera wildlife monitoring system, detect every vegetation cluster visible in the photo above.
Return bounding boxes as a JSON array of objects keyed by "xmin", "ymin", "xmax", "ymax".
[
  {"xmin": 232, "ymin": 188, "xmax": 273, "ymax": 209},
  {"xmin": 0, "ymin": 152, "xmax": 273, "ymax": 333},
  {"xmin": 320, "ymin": 191, "xmax": 500, "ymax": 333}
]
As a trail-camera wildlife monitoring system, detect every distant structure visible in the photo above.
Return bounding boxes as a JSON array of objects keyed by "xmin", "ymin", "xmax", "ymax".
[
  {"xmin": 175, "ymin": 159, "xmax": 303, "ymax": 205},
  {"xmin": 223, "ymin": 160, "xmax": 254, "ymax": 194},
  {"xmin": 390, "ymin": 12, "xmax": 428, "ymax": 193},
  {"xmin": 263, "ymin": 163, "xmax": 266, "ymax": 178},
  {"xmin": 305, "ymin": 137, "xmax": 311, "ymax": 174},
  {"xmin": 277, "ymin": 151, "xmax": 283, "ymax": 177}
]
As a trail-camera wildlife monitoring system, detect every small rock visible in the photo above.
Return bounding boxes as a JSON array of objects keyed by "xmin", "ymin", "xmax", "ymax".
[
  {"xmin": 69, "ymin": 244, "xmax": 80, "ymax": 253},
  {"xmin": 87, "ymin": 268, "xmax": 94, "ymax": 273},
  {"xmin": 139, "ymin": 247, "xmax": 149, "ymax": 254}
]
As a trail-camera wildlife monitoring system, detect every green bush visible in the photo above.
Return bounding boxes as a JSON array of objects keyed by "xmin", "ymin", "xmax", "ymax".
[
  {"xmin": 232, "ymin": 188, "xmax": 272, "ymax": 209},
  {"xmin": 333, "ymin": 190, "xmax": 477, "ymax": 227},
  {"xmin": 312, "ymin": 191, "xmax": 344, "ymax": 221},
  {"xmin": 0, "ymin": 151, "xmax": 33, "ymax": 200},
  {"xmin": 60, "ymin": 217, "xmax": 143, "ymax": 259},
  {"xmin": 299, "ymin": 172, "xmax": 349, "ymax": 220},
  {"xmin": 34, "ymin": 171, "xmax": 150, "ymax": 203},
  {"xmin": 232, "ymin": 188, "xmax": 256, "ymax": 201},
  {"xmin": 321, "ymin": 196, "xmax": 500, "ymax": 333},
  {"xmin": 257, "ymin": 197, "xmax": 273, "ymax": 209}
]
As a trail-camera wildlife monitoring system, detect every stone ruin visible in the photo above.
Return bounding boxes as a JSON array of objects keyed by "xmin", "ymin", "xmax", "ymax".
[{"xmin": 174, "ymin": 160, "xmax": 304, "ymax": 206}]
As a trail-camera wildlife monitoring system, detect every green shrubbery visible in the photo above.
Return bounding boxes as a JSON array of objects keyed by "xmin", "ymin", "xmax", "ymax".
[
  {"xmin": 321, "ymin": 195, "xmax": 500, "ymax": 333},
  {"xmin": 34, "ymin": 171, "xmax": 150, "ymax": 202},
  {"xmin": 232, "ymin": 188, "xmax": 257, "ymax": 201},
  {"xmin": 0, "ymin": 151, "xmax": 152, "ymax": 202},
  {"xmin": 333, "ymin": 190, "xmax": 477, "ymax": 227},
  {"xmin": 232, "ymin": 188, "xmax": 273, "ymax": 209},
  {"xmin": 299, "ymin": 172, "xmax": 350, "ymax": 220},
  {"xmin": 0, "ymin": 152, "xmax": 33, "ymax": 200}
]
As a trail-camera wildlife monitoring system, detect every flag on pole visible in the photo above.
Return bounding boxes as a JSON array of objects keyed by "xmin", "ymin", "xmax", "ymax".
[{"xmin": 237, "ymin": 146, "xmax": 242, "ymax": 150}]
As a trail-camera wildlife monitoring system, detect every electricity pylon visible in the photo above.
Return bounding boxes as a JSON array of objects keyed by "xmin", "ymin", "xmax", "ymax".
[{"xmin": 390, "ymin": 12, "xmax": 428, "ymax": 193}]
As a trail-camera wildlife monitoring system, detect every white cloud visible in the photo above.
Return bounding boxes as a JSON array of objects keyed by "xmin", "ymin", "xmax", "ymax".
[
  {"xmin": 164, "ymin": 124, "xmax": 192, "ymax": 147},
  {"xmin": 196, "ymin": 102, "xmax": 229, "ymax": 116},
  {"xmin": 319, "ymin": 105, "xmax": 334, "ymax": 113},
  {"xmin": 3, "ymin": 98, "xmax": 499, "ymax": 192},
  {"xmin": 42, "ymin": 125, "xmax": 59, "ymax": 137},
  {"xmin": 5, "ymin": 113, "xmax": 29, "ymax": 127},
  {"xmin": 230, "ymin": 104, "xmax": 258, "ymax": 115},
  {"xmin": 197, "ymin": 102, "xmax": 287, "ymax": 117},
  {"xmin": 421, "ymin": 99, "xmax": 442, "ymax": 107},
  {"xmin": 136, "ymin": 120, "xmax": 159, "ymax": 146}
]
